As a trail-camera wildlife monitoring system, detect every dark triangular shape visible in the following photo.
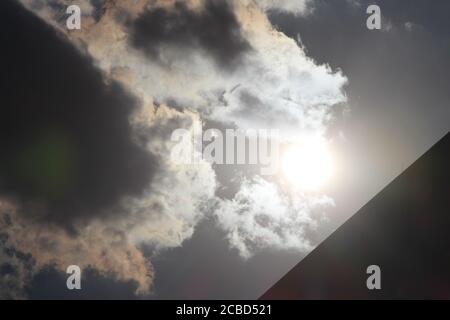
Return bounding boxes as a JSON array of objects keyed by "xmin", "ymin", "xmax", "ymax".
[{"xmin": 261, "ymin": 132, "xmax": 450, "ymax": 299}]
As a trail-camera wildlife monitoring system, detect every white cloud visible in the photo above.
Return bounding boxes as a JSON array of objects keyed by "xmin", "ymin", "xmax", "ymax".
[
  {"xmin": 211, "ymin": 4, "xmax": 347, "ymax": 139},
  {"xmin": 247, "ymin": 0, "xmax": 312, "ymax": 15},
  {"xmin": 215, "ymin": 176, "xmax": 333, "ymax": 258},
  {"xmin": 123, "ymin": 104, "xmax": 217, "ymax": 248}
]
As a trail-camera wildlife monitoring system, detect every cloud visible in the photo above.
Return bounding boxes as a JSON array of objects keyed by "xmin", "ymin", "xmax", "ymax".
[
  {"xmin": 0, "ymin": 0, "xmax": 156, "ymax": 228},
  {"xmin": 0, "ymin": 200, "xmax": 153, "ymax": 295},
  {"xmin": 215, "ymin": 176, "xmax": 333, "ymax": 258},
  {"xmin": 0, "ymin": 101, "xmax": 215, "ymax": 295},
  {"xmin": 248, "ymin": 0, "xmax": 312, "ymax": 15},
  {"xmin": 208, "ymin": 3, "xmax": 347, "ymax": 139},
  {"xmin": 20, "ymin": 0, "xmax": 346, "ymax": 141},
  {"xmin": 0, "ymin": 229, "xmax": 34, "ymax": 299},
  {"xmin": 0, "ymin": 0, "xmax": 156, "ymax": 294},
  {"xmin": 123, "ymin": 104, "xmax": 217, "ymax": 248},
  {"xmin": 130, "ymin": 0, "xmax": 252, "ymax": 70},
  {"xmin": 0, "ymin": 250, "xmax": 30, "ymax": 300},
  {"xmin": 6, "ymin": 0, "xmax": 348, "ymax": 297}
]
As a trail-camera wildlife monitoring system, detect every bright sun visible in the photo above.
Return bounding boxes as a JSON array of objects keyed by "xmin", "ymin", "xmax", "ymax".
[{"xmin": 281, "ymin": 137, "xmax": 334, "ymax": 191}]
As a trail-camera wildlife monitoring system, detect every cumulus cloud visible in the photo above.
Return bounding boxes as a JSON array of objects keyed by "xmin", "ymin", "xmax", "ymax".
[
  {"xmin": 4, "ymin": 0, "xmax": 348, "ymax": 296},
  {"xmin": 215, "ymin": 176, "xmax": 333, "ymax": 258},
  {"xmin": 123, "ymin": 104, "xmax": 217, "ymax": 247},
  {"xmin": 210, "ymin": 3, "xmax": 347, "ymax": 139},
  {"xmin": 127, "ymin": 0, "xmax": 346, "ymax": 140}
]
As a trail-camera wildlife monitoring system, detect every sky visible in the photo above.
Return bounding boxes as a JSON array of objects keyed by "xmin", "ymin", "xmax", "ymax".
[
  {"xmin": 262, "ymin": 133, "xmax": 450, "ymax": 299},
  {"xmin": 0, "ymin": 0, "xmax": 449, "ymax": 299}
]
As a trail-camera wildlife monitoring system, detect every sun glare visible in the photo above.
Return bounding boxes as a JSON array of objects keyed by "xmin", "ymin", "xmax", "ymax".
[{"xmin": 281, "ymin": 137, "xmax": 334, "ymax": 191}]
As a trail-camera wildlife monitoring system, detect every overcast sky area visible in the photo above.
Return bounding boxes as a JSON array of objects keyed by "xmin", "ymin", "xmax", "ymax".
[{"xmin": 0, "ymin": 0, "xmax": 449, "ymax": 299}]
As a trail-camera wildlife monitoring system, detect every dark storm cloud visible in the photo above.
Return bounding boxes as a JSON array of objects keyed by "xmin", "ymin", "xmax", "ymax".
[
  {"xmin": 130, "ymin": 0, "xmax": 252, "ymax": 70},
  {"xmin": 0, "ymin": 0, "xmax": 156, "ymax": 228}
]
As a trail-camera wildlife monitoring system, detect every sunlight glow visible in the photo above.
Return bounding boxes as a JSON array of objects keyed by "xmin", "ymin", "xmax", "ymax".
[{"xmin": 281, "ymin": 136, "xmax": 334, "ymax": 191}]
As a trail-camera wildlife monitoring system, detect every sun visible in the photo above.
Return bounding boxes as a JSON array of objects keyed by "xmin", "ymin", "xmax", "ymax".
[{"xmin": 281, "ymin": 136, "xmax": 334, "ymax": 191}]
